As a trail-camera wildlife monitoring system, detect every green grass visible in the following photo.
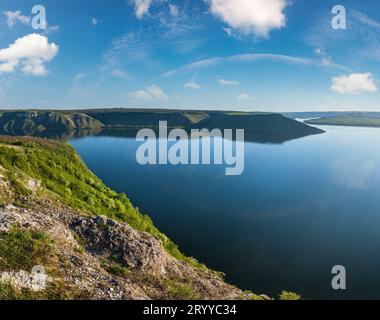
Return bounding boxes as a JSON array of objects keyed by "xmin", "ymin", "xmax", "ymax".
[
  {"xmin": 0, "ymin": 229, "xmax": 53, "ymax": 271},
  {"xmin": 165, "ymin": 281, "xmax": 199, "ymax": 300},
  {"xmin": 105, "ymin": 263, "xmax": 130, "ymax": 278},
  {"xmin": 0, "ymin": 281, "xmax": 92, "ymax": 300},
  {"xmin": 279, "ymin": 291, "xmax": 301, "ymax": 300},
  {"xmin": 0, "ymin": 137, "xmax": 202, "ymax": 269}
]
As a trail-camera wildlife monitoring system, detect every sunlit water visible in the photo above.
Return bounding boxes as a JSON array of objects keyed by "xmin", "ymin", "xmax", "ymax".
[{"xmin": 70, "ymin": 125, "xmax": 380, "ymax": 299}]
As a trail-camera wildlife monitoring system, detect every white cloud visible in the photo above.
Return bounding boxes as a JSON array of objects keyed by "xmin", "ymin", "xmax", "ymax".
[
  {"xmin": 0, "ymin": 33, "xmax": 59, "ymax": 76},
  {"xmin": 237, "ymin": 93, "xmax": 254, "ymax": 101},
  {"xmin": 169, "ymin": 4, "xmax": 179, "ymax": 17},
  {"xmin": 129, "ymin": 85, "xmax": 168, "ymax": 101},
  {"xmin": 91, "ymin": 17, "xmax": 99, "ymax": 26},
  {"xmin": 223, "ymin": 27, "xmax": 233, "ymax": 36},
  {"xmin": 219, "ymin": 78, "xmax": 239, "ymax": 86},
  {"xmin": 133, "ymin": 0, "xmax": 153, "ymax": 19},
  {"xmin": 351, "ymin": 9, "xmax": 380, "ymax": 30},
  {"xmin": 2, "ymin": 10, "xmax": 59, "ymax": 34},
  {"xmin": 46, "ymin": 25, "xmax": 59, "ymax": 33},
  {"xmin": 208, "ymin": 0, "xmax": 288, "ymax": 37},
  {"xmin": 3, "ymin": 10, "xmax": 31, "ymax": 29},
  {"xmin": 184, "ymin": 81, "xmax": 200, "ymax": 90},
  {"xmin": 331, "ymin": 73, "xmax": 377, "ymax": 94}
]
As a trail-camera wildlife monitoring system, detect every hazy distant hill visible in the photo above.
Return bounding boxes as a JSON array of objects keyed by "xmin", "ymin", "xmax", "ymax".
[
  {"xmin": 305, "ymin": 115, "xmax": 380, "ymax": 128},
  {"xmin": 283, "ymin": 112, "xmax": 380, "ymax": 128}
]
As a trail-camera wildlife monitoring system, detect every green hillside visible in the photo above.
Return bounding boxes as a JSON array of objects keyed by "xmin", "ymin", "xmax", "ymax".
[
  {"xmin": 0, "ymin": 111, "xmax": 103, "ymax": 135},
  {"xmin": 0, "ymin": 109, "xmax": 324, "ymax": 143},
  {"xmin": 0, "ymin": 136, "xmax": 196, "ymax": 267},
  {"xmin": 305, "ymin": 115, "xmax": 380, "ymax": 128}
]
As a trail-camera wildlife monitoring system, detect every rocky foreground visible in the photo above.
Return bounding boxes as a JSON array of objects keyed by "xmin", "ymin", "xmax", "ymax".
[
  {"xmin": 0, "ymin": 136, "xmax": 269, "ymax": 300},
  {"xmin": 0, "ymin": 198, "xmax": 253, "ymax": 299}
]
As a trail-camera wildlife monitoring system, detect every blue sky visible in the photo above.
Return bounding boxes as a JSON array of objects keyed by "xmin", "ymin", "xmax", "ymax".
[{"xmin": 0, "ymin": 0, "xmax": 380, "ymax": 111}]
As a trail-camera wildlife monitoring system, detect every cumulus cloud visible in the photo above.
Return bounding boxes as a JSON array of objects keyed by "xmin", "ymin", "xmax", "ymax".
[
  {"xmin": 331, "ymin": 73, "xmax": 377, "ymax": 94},
  {"xmin": 208, "ymin": 0, "xmax": 288, "ymax": 37},
  {"xmin": 3, "ymin": 10, "xmax": 31, "ymax": 29},
  {"xmin": 133, "ymin": 0, "xmax": 153, "ymax": 19},
  {"xmin": 237, "ymin": 93, "xmax": 254, "ymax": 101},
  {"xmin": 129, "ymin": 85, "xmax": 168, "ymax": 101},
  {"xmin": 184, "ymin": 81, "xmax": 200, "ymax": 90},
  {"xmin": 0, "ymin": 33, "xmax": 59, "ymax": 76},
  {"xmin": 91, "ymin": 17, "xmax": 99, "ymax": 26},
  {"xmin": 219, "ymin": 78, "xmax": 239, "ymax": 86}
]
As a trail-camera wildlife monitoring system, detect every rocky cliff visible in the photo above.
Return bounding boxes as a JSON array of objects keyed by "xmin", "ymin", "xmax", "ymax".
[
  {"xmin": 0, "ymin": 136, "xmax": 266, "ymax": 300},
  {"xmin": 0, "ymin": 111, "xmax": 103, "ymax": 135}
]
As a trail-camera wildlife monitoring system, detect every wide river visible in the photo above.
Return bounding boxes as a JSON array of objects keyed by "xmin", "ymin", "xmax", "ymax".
[{"xmin": 70, "ymin": 125, "xmax": 380, "ymax": 299}]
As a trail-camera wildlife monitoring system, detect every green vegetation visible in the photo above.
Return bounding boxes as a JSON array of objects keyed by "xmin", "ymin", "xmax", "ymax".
[
  {"xmin": 0, "ymin": 281, "xmax": 91, "ymax": 300},
  {"xmin": 105, "ymin": 263, "xmax": 130, "ymax": 278},
  {"xmin": 0, "ymin": 136, "xmax": 303, "ymax": 300},
  {"xmin": 127, "ymin": 272, "xmax": 201, "ymax": 300},
  {"xmin": 279, "ymin": 291, "xmax": 301, "ymax": 300},
  {"xmin": 6, "ymin": 171, "xmax": 31, "ymax": 197},
  {"xmin": 0, "ymin": 136, "xmax": 200, "ymax": 268},
  {"xmin": 0, "ymin": 228, "xmax": 53, "ymax": 271},
  {"xmin": 305, "ymin": 115, "xmax": 380, "ymax": 128},
  {"xmin": 0, "ymin": 109, "xmax": 324, "ymax": 143},
  {"xmin": 0, "ymin": 111, "xmax": 103, "ymax": 134},
  {"xmin": 164, "ymin": 279, "xmax": 199, "ymax": 300},
  {"xmin": 183, "ymin": 112, "xmax": 209, "ymax": 124},
  {"xmin": 249, "ymin": 294, "xmax": 267, "ymax": 300}
]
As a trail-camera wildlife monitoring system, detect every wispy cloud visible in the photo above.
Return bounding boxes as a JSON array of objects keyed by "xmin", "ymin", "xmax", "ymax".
[
  {"xmin": 110, "ymin": 69, "xmax": 127, "ymax": 78},
  {"xmin": 91, "ymin": 17, "xmax": 99, "ymax": 26},
  {"xmin": 306, "ymin": 7, "xmax": 380, "ymax": 56},
  {"xmin": 3, "ymin": 10, "xmax": 30, "ymax": 28},
  {"xmin": 351, "ymin": 9, "xmax": 380, "ymax": 30},
  {"xmin": 101, "ymin": 32, "xmax": 150, "ymax": 73},
  {"xmin": 219, "ymin": 79, "xmax": 239, "ymax": 86},
  {"xmin": 169, "ymin": 4, "xmax": 179, "ymax": 17},
  {"xmin": 132, "ymin": 0, "xmax": 154, "ymax": 19},
  {"xmin": 184, "ymin": 80, "xmax": 200, "ymax": 90},
  {"xmin": 237, "ymin": 93, "xmax": 254, "ymax": 101},
  {"xmin": 3, "ymin": 10, "xmax": 58, "ymax": 34},
  {"xmin": 161, "ymin": 53, "xmax": 350, "ymax": 78}
]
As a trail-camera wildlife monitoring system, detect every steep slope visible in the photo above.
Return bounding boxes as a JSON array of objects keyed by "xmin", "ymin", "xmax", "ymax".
[
  {"xmin": 0, "ymin": 136, "xmax": 266, "ymax": 300},
  {"xmin": 0, "ymin": 109, "xmax": 324, "ymax": 143},
  {"xmin": 198, "ymin": 112, "xmax": 321, "ymax": 132},
  {"xmin": 0, "ymin": 111, "xmax": 103, "ymax": 135},
  {"xmin": 85, "ymin": 109, "xmax": 323, "ymax": 136}
]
